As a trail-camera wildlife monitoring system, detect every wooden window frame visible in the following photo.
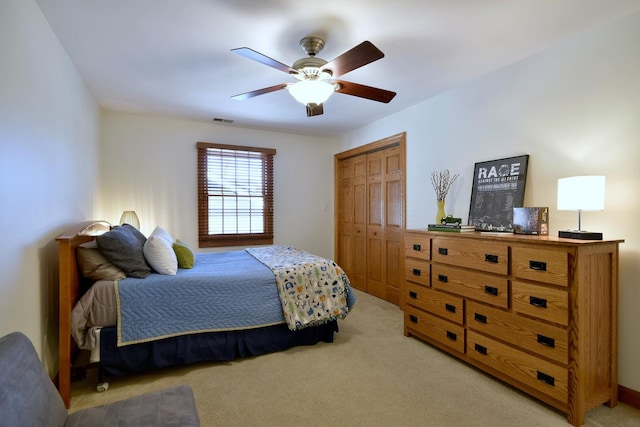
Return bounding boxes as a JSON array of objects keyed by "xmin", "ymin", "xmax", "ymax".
[{"xmin": 197, "ymin": 142, "xmax": 276, "ymax": 248}]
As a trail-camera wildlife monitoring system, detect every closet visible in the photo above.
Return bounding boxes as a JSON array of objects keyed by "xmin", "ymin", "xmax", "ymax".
[{"xmin": 335, "ymin": 133, "xmax": 405, "ymax": 305}]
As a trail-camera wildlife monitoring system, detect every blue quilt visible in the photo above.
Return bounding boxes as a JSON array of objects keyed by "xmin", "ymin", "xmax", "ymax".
[{"xmin": 115, "ymin": 250, "xmax": 284, "ymax": 346}]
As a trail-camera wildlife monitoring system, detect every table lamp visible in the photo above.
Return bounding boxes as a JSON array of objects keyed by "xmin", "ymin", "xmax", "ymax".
[
  {"xmin": 557, "ymin": 176, "xmax": 604, "ymax": 240},
  {"xmin": 119, "ymin": 210, "xmax": 140, "ymax": 229}
]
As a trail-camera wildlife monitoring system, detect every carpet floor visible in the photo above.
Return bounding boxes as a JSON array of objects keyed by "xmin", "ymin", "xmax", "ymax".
[{"xmin": 70, "ymin": 290, "xmax": 640, "ymax": 426}]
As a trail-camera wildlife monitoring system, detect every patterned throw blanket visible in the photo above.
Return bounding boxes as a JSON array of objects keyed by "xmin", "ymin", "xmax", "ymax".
[{"xmin": 246, "ymin": 246, "xmax": 355, "ymax": 331}]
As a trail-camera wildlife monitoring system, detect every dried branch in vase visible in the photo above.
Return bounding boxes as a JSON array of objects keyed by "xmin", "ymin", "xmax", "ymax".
[{"xmin": 431, "ymin": 170, "xmax": 459, "ymax": 202}]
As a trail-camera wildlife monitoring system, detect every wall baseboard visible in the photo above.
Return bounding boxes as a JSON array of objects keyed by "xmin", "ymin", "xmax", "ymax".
[{"xmin": 619, "ymin": 385, "xmax": 640, "ymax": 410}]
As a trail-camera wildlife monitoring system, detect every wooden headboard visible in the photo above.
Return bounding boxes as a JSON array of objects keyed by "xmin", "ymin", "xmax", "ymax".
[{"xmin": 56, "ymin": 220, "xmax": 110, "ymax": 408}]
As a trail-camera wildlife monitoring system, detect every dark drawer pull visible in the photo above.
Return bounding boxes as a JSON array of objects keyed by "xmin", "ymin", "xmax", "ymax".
[
  {"xmin": 409, "ymin": 315, "xmax": 418, "ymax": 323},
  {"xmin": 474, "ymin": 344, "xmax": 487, "ymax": 355},
  {"xmin": 412, "ymin": 268, "xmax": 421, "ymax": 276},
  {"xmin": 474, "ymin": 313, "xmax": 487, "ymax": 324},
  {"xmin": 445, "ymin": 303, "xmax": 456, "ymax": 313},
  {"xmin": 409, "ymin": 291, "xmax": 418, "ymax": 299},
  {"xmin": 537, "ymin": 334, "xmax": 556, "ymax": 348},
  {"xmin": 485, "ymin": 254, "xmax": 498, "ymax": 263},
  {"xmin": 529, "ymin": 260, "xmax": 547, "ymax": 271},
  {"xmin": 536, "ymin": 371, "xmax": 555, "ymax": 386},
  {"xmin": 437, "ymin": 274, "xmax": 448, "ymax": 283},
  {"xmin": 484, "ymin": 286, "xmax": 498, "ymax": 296},
  {"xmin": 529, "ymin": 296, "xmax": 548, "ymax": 308},
  {"xmin": 438, "ymin": 247, "xmax": 448, "ymax": 256},
  {"xmin": 446, "ymin": 331, "xmax": 457, "ymax": 341},
  {"xmin": 412, "ymin": 244, "xmax": 421, "ymax": 251}
]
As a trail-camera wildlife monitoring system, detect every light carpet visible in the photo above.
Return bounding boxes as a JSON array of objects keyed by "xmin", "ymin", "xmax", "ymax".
[{"xmin": 70, "ymin": 290, "xmax": 640, "ymax": 426}]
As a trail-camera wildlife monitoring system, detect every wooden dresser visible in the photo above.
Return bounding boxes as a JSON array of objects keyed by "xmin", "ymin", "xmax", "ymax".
[{"xmin": 402, "ymin": 230, "xmax": 623, "ymax": 426}]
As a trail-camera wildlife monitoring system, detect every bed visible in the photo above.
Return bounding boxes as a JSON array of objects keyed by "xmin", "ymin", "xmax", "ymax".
[{"xmin": 56, "ymin": 220, "xmax": 355, "ymax": 408}]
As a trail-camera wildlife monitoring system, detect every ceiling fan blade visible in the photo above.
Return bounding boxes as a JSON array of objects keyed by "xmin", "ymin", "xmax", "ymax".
[
  {"xmin": 322, "ymin": 41, "xmax": 385, "ymax": 77},
  {"xmin": 306, "ymin": 103, "xmax": 324, "ymax": 117},
  {"xmin": 231, "ymin": 47, "xmax": 298, "ymax": 74},
  {"xmin": 335, "ymin": 80, "xmax": 396, "ymax": 103},
  {"xmin": 231, "ymin": 83, "xmax": 288, "ymax": 100}
]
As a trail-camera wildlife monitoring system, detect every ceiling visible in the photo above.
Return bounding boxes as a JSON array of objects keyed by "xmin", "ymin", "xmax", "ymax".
[{"xmin": 35, "ymin": 1, "xmax": 640, "ymax": 137}]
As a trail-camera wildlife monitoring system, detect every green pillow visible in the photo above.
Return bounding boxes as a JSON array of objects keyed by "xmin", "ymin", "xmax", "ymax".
[{"xmin": 173, "ymin": 239, "xmax": 196, "ymax": 269}]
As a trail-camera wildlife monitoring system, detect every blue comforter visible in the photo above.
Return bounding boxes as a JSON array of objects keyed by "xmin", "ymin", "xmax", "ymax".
[{"xmin": 115, "ymin": 250, "xmax": 285, "ymax": 346}]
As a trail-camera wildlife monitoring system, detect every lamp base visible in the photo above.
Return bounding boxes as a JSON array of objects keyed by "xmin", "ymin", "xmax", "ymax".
[{"xmin": 558, "ymin": 230, "xmax": 603, "ymax": 240}]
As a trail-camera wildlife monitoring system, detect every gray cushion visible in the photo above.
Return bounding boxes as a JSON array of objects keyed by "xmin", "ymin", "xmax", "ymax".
[
  {"xmin": 0, "ymin": 332, "xmax": 68, "ymax": 427},
  {"xmin": 65, "ymin": 385, "xmax": 200, "ymax": 427},
  {"xmin": 0, "ymin": 332, "xmax": 200, "ymax": 427},
  {"xmin": 96, "ymin": 224, "xmax": 151, "ymax": 278}
]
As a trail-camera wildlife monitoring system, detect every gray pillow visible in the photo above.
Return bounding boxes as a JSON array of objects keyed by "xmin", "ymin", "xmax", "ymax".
[{"xmin": 96, "ymin": 224, "xmax": 151, "ymax": 278}]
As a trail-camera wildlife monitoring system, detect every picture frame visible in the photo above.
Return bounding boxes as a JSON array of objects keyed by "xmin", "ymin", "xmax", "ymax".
[{"xmin": 468, "ymin": 155, "xmax": 529, "ymax": 232}]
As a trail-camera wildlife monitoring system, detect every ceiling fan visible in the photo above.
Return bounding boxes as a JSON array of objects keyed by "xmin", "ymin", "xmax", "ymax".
[{"xmin": 231, "ymin": 37, "xmax": 396, "ymax": 117}]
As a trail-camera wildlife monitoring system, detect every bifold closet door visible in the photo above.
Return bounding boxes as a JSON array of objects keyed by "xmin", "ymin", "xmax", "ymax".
[
  {"xmin": 336, "ymin": 134, "xmax": 404, "ymax": 305},
  {"xmin": 337, "ymin": 154, "xmax": 367, "ymax": 291},
  {"xmin": 365, "ymin": 146, "xmax": 403, "ymax": 304}
]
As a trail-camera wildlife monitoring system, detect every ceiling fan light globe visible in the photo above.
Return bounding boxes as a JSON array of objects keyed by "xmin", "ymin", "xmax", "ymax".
[{"xmin": 288, "ymin": 80, "xmax": 335, "ymax": 106}]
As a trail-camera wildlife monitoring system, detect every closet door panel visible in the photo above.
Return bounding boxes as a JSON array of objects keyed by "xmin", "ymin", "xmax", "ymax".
[
  {"xmin": 352, "ymin": 155, "xmax": 367, "ymax": 290},
  {"xmin": 383, "ymin": 146, "xmax": 403, "ymax": 304}
]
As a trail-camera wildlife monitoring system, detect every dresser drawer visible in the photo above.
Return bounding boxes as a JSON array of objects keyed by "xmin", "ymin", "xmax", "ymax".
[
  {"xmin": 432, "ymin": 264, "xmax": 509, "ymax": 309},
  {"xmin": 512, "ymin": 281, "xmax": 568, "ymax": 326},
  {"xmin": 404, "ymin": 233, "xmax": 430, "ymax": 260},
  {"xmin": 512, "ymin": 246, "xmax": 569, "ymax": 287},
  {"xmin": 432, "ymin": 237, "xmax": 508, "ymax": 275},
  {"xmin": 405, "ymin": 258, "xmax": 430, "ymax": 286},
  {"xmin": 467, "ymin": 331, "xmax": 568, "ymax": 404},
  {"xmin": 406, "ymin": 282, "xmax": 464, "ymax": 325},
  {"xmin": 405, "ymin": 306, "xmax": 465, "ymax": 354},
  {"xmin": 466, "ymin": 301, "xmax": 568, "ymax": 365}
]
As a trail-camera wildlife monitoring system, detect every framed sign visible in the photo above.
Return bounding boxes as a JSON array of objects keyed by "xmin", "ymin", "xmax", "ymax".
[{"xmin": 468, "ymin": 155, "xmax": 529, "ymax": 232}]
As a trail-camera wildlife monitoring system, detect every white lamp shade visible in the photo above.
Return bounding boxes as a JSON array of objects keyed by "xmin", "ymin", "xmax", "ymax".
[
  {"xmin": 288, "ymin": 80, "xmax": 335, "ymax": 105},
  {"xmin": 119, "ymin": 210, "xmax": 140, "ymax": 229},
  {"xmin": 557, "ymin": 176, "xmax": 605, "ymax": 211}
]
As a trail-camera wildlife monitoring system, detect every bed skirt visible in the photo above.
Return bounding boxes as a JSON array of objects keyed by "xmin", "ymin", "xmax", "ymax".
[{"xmin": 99, "ymin": 321, "xmax": 339, "ymax": 376}]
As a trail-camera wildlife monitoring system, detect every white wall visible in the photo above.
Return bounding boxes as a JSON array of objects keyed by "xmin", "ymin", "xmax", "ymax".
[
  {"xmin": 0, "ymin": 0, "xmax": 100, "ymax": 374},
  {"xmin": 98, "ymin": 111, "xmax": 339, "ymax": 259},
  {"xmin": 338, "ymin": 12, "xmax": 640, "ymax": 391}
]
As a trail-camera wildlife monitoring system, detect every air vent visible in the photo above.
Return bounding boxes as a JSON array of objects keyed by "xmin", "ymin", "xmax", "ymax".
[{"xmin": 212, "ymin": 117, "xmax": 234, "ymax": 124}]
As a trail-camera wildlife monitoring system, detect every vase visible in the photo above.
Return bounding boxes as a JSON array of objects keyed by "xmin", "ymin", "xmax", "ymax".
[{"xmin": 435, "ymin": 201, "xmax": 446, "ymax": 224}]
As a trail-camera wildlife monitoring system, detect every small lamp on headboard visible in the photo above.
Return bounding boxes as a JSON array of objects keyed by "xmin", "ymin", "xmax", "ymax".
[
  {"xmin": 119, "ymin": 210, "xmax": 140, "ymax": 229},
  {"xmin": 557, "ymin": 175, "xmax": 605, "ymax": 240}
]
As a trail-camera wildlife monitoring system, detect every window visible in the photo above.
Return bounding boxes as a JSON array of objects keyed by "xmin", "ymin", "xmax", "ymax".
[{"xmin": 197, "ymin": 142, "xmax": 276, "ymax": 247}]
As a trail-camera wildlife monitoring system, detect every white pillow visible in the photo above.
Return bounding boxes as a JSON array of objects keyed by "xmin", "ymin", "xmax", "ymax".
[{"xmin": 143, "ymin": 226, "xmax": 178, "ymax": 275}]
